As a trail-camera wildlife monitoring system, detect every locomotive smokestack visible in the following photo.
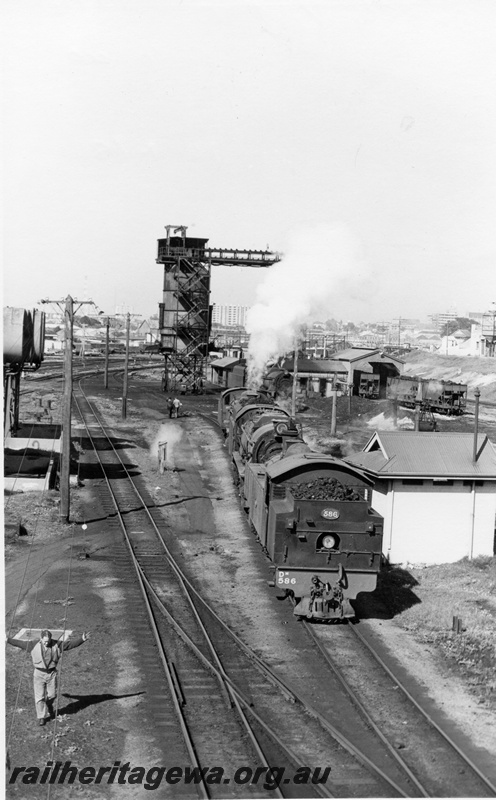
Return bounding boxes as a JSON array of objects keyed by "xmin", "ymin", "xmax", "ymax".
[{"xmin": 473, "ymin": 387, "xmax": 481, "ymax": 463}]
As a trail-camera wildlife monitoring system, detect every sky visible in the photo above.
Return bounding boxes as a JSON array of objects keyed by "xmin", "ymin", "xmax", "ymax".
[{"xmin": 3, "ymin": 0, "xmax": 496, "ymax": 323}]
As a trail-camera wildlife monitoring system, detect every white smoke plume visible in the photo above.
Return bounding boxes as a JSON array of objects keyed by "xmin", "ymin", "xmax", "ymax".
[
  {"xmin": 366, "ymin": 412, "xmax": 415, "ymax": 431},
  {"xmin": 245, "ymin": 223, "xmax": 367, "ymax": 387},
  {"xmin": 150, "ymin": 422, "xmax": 184, "ymax": 467}
]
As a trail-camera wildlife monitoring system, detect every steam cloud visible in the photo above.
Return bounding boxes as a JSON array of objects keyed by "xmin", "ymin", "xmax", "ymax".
[
  {"xmin": 150, "ymin": 422, "xmax": 184, "ymax": 467},
  {"xmin": 245, "ymin": 223, "xmax": 367, "ymax": 387}
]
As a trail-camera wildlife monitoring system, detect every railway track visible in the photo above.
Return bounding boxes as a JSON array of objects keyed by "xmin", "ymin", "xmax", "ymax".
[
  {"xmin": 68, "ymin": 380, "xmax": 496, "ymax": 798},
  {"xmin": 72, "ymin": 385, "xmax": 338, "ymax": 798},
  {"xmin": 71, "ymin": 383, "xmax": 437, "ymax": 798},
  {"xmin": 21, "ymin": 359, "xmax": 162, "ymax": 389},
  {"xmin": 9, "ymin": 365, "xmax": 495, "ymax": 798},
  {"xmin": 301, "ymin": 618, "xmax": 496, "ymax": 798},
  {"xmin": 198, "ymin": 404, "xmax": 496, "ymax": 797}
]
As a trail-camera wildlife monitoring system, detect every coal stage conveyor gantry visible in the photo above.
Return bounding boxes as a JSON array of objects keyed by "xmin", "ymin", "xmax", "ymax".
[{"xmin": 156, "ymin": 225, "xmax": 280, "ymax": 393}]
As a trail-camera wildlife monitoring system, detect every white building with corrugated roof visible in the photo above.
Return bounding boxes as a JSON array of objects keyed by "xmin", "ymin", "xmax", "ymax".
[{"xmin": 347, "ymin": 432, "xmax": 496, "ymax": 565}]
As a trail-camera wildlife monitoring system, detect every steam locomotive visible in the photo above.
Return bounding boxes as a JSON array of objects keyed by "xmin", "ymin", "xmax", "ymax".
[{"xmin": 221, "ymin": 389, "xmax": 384, "ymax": 621}]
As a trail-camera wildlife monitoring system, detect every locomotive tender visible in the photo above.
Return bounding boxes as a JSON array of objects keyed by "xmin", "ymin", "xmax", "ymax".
[{"xmin": 222, "ymin": 389, "xmax": 384, "ymax": 621}]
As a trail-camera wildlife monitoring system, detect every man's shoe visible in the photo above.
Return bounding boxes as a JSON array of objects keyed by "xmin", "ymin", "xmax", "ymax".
[{"xmin": 38, "ymin": 719, "xmax": 46, "ymax": 727}]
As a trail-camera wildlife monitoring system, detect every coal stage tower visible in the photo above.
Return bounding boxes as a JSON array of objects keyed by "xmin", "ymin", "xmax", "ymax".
[{"xmin": 156, "ymin": 225, "xmax": 280, "ymax": 392}]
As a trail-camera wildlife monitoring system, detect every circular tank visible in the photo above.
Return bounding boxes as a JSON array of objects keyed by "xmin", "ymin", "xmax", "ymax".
[
  {"xmin": 3, "ymin": 307, "xmax": 30, "ymax": 364},
  {"xmin": 3, "ymin": 307, "xmax": 45, "ymax": 365}
]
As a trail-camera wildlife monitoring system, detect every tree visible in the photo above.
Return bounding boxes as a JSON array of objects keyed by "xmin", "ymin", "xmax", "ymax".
[
  {"xmin": 325, "ymin": 319, "xmax": 339, "ymax": 332},
  {"xmin": 440, "ymin": 317, "xmax": 476, "ymax": 337}
]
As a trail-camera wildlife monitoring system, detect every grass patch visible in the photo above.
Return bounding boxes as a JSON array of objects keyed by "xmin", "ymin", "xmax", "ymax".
[{"xmin": 377, "ymin": 558, "xmax": 496, "ymax": 706}]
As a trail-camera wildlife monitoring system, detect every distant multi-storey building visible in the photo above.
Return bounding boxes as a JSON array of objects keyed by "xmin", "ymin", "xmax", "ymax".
[
  {"xmin": 429, "ymin": 311, "xmax": 459, "ymax": 331},
  {"xmin": 211, "ymin": 304, "xmax": 249, "ymax": 328}
]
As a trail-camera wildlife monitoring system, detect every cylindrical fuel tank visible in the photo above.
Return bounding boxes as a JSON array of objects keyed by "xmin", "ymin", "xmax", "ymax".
[
  {"xmin": 3, "ymin": 307, "xmax": 30, "ymax": 364},
  {"xmin": 29, "ymin": 308, "xmax": 46, "ymax": 364},
  {"xmin": 3, "ymin": 307, "xmax": 45, "ymax": 366}
]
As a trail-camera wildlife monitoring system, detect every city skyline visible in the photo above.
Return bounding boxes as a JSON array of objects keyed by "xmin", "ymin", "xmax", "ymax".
[{"xmin": 39, "ymin": 302, "xmax": 488, "ymax": 335}]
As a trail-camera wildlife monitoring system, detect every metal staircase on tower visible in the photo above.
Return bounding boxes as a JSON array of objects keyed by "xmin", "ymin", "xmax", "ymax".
[{"xmin": 156, "ymin": 225, "xmax": 280, "ymax": 393}]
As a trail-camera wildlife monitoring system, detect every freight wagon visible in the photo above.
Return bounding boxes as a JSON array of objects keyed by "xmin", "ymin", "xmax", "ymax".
[{"xmin": 386, "ymin": 376, "xmax": 467, "ymax": 415}]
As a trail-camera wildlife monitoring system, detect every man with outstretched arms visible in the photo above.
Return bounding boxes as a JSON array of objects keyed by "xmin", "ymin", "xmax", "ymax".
[{"xmin": 6, "ymin": 628, "xmax": 90, "ymax": 726}]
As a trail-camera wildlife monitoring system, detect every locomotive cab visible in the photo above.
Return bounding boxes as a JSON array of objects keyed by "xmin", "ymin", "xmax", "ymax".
[{"xmin": 218, "ymin": 388, "xmax": 250, "ymax": 433}]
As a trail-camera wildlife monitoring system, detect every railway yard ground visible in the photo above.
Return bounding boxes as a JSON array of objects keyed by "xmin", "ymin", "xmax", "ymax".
[{"xmin": 4, "ymin": 351, "xmax": 496, "ymax": 797}]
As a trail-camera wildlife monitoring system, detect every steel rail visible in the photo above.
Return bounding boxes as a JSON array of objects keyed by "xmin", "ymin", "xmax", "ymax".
[
  {"xmin": 140, "ymin": 572, "xmax": 332, "ymax": 799},
  {"xmin": 74, "ymin": 383, "xmax": 411, "ymax": 798},
  {"xmin": 72, "ymin": 389, "xmax": 325, "ymax": 800},
  {"xmin": 200, "ymin": 403, "xmax": 496, "ymax": 795},
  {"xmin": 137, "ymin": 539, "xmax": 410, "ymax": 796},
  {"xmin": 350, "ymin": 623, "xmax": 496, "ymax": 796},
  {"xmin": 75, "ymin": 388, "xmax": 334, "ymax": 799},
  {"xmin": 23, "ymin": 360, "xmax": 162, "ymax": 385},
  {"xmin": 301, "ymin": 619, "xmax": 429, "ymax": 796},
  {"xmin": 139, "ymin": 538, "xmax": 408, "ymax": 797},
  {"xmin": 134, "ymin": 542, "xmax": 288, "ymax": 797},
  {"xmin": 72, "ymin": 391, "xmax": 209, "ymax": 799}
]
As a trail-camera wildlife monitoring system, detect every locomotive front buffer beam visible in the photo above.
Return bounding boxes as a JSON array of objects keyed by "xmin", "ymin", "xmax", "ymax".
[
  {"xmin": 274, "ymin": 566, "xmax": 355, "ymax": 620},
  {"xmin": 294, "ymin": 570, "xmax": 354, "ymax": 620}
]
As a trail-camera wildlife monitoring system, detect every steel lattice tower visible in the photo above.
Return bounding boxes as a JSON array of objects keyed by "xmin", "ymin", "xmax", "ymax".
[{"xmin": 156, "ymin": 225, "xmax": 280, "ymax": 392}]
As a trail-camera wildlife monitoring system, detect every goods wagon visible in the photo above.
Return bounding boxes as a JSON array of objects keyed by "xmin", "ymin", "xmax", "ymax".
[{"xmin": 386, "ymin": 376, "xmax": 467, "ymax": 415}]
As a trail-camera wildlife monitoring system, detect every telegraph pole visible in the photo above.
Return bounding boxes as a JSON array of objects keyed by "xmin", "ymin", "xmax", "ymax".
[
  {"xmin": 61, "ymin": 295, "xmax": 73, "ymax": 520},
  {"xmin": 41, "ymin": 296, "xmax": 96, "ymax": 521},
  {"xmin": 291, "ymin": 338, "xmax": 298, "ymax": 419},
  {"xmin": 330, "ymin": 375, "xmax": 337, "ymax": 436},
  {"xmin": 104, "ymin": 310, "xmax": 139, "ymax": 410},
  {"xmin": 473, "ymin": 388, "xmax": 481, "ymax": 463},
  {"xmin": 104, "ymin": 317, "xmax": 110, "ymax": 389},
  {"xmin": 122, "ymin": 312, "xmax": 131, "ymax": 419}
]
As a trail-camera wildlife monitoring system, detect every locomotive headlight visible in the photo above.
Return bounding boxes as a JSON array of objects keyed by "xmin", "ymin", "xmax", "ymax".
[{"xmin": 322, "ymin": 534, "xmax": 337, "ymax": 549}]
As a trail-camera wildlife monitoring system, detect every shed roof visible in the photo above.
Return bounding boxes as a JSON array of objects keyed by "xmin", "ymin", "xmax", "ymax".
[
  {"xmin": 333, "ymin": 348, "xmax": 404, "ymax": 366},
  {"xmin": 347, "ymin": 432, "xmax": 496, "ymax": 479},
  {"xmin": 334, "ymin": 348, "xmax": 381, "ymax": 361},
  {"xmin": 280, "ymin": 358, "xmax": 347, "ymax": 374},
  {"xmin": 210, "ymin": 357, "xmax": 241, "ymax": 370}
]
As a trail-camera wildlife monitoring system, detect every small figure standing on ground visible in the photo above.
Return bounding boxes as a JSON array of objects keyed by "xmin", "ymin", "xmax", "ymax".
[
  {"xmin": 172, "ymin": 397, "xmax": 181, "ymax": 418},
  {"xmin": 167, "ymin": 397, "xmax": 174, "ymax": 418},
  {"xmin": 6, "ymin": 629, "xmax": 90, "ymax": 726}
]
